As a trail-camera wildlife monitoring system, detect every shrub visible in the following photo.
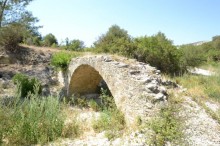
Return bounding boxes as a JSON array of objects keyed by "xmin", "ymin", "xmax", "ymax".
[
  {"xmin": 51, "ymin": 51, "xmax": 76, "ymax": 71},
  {"xmin": 179, "ymin": 38, "xmax": 220, "ymax": 66},
  {"xmin": 12, "ymin": 73, "xmax": 42, "ymax": 98},
  {"xmin": 23, "ymin": 36, "xmax": 42, "ymax": 46},
  {"xmin": 179, "ymin": 44, "xmax": 207, "ymax": 67}
]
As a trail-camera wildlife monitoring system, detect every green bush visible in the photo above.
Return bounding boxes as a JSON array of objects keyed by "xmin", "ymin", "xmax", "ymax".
[
  {"xmin": 179, "ymin": 44, "xmax": 207, "ymax": 67},
  {"xmin": 179, "ymin": 38, "xmax": 220, "ymax": 66},
  {"xmin": 12, "ymin": 73, "xmax": 42, "ymax": 98},
  {"xmin": 51, "ymin": 51, "xmax": 77, "ymax": 71},
  {"xmin": 23, "ymin": 35, "xmax": 42, "ymax": 46}
]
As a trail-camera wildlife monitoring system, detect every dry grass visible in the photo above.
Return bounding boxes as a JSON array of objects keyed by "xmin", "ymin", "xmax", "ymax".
[
  {"xmin": 174, "ymin": 62, "xmax": 220, "ymax": 103},
  {"xmin": 172, "ymin": 62, "xmax": 220, "ymax": 124}
]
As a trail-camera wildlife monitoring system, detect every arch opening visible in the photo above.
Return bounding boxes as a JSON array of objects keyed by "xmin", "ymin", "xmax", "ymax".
[{"xmin": 68, "ymin": 64, "xmax": 112, "ymax": 99}]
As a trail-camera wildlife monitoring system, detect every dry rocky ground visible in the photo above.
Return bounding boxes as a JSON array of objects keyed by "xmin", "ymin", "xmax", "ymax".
[{"xmin": 0, "ymin": 46, "xmax": 220, "ymax": 145}]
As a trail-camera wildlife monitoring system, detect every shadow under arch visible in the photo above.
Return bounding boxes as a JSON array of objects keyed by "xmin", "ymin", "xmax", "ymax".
[{"xmin": 68, "ymin": 64, "xmax": 111, "ymax": 97}]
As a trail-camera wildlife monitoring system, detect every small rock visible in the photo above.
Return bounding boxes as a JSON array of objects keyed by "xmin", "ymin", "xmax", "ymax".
[
  {"xmin": 156, "ymin": 70, "xmax": 161, "ymax": 73},
  {"xmin": 146, "ymin": 83, "xmax": 159, "ymax": 93},
  {"xmin": 129, "ymin": 70, "xmax": 140, "ymax": 75},
  {"xmin": 158, "ymin": 86, "xmax": 167, "ymax": 94},
  {"xmin": 162, "ymin": 80, "xmax": 178, "ymax": 88},
  {"xmin": 141, "ymin": 77, "xmax": 152, "ymax": 84},
  {"xmin": 154, "ymin": 93, "xmax": 165, "ymax": 100},
  {"xmin": 113, "ymin": 62, "xmax": 119, "ymax": 65},
  {"xmin": 117, "ymin": 63, "xmax": 129, "ymax": 68},
  {"xmin": 103, "ymin": 56, "xmax": 112, "ymax": 62}
]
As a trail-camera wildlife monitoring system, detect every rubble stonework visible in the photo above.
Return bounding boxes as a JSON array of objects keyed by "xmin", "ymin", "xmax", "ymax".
[{"xmin": 67, "ymin": 55, "xmax": 168, "ymax": 125}]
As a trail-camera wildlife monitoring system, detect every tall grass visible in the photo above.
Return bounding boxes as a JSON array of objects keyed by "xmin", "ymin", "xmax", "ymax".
[
  {"xmin": 174, "ymin": 64, "xmax": 220, "ymax": 102},
  {"xmin": 0, "ymin": 94, "xmax": 64, "ymax": 145},
  {"xmin": 0, "ymin": 71, "xmax": 82, "ymax": 145}
]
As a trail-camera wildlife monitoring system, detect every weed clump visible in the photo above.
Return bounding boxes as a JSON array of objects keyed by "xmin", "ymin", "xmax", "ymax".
[
  {"xmin": 12, "ymin": 73, "xmax": 42, "ymax": 98},
  {"xmin": 92, "ymin": 89, "xmax": 126, "ymax": 140},
  {"xmin": 51, "ymin": 51, "xmax": 80, "ymax": 71},
  {"xmin": 147, "ymin": 94, "xmax": 183, "ymax": 145}
]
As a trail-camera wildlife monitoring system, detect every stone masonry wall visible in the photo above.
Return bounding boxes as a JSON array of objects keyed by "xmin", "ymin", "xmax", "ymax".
[{"xmin": 67, "ymin": 55, "xmax": 167, "ymax": 125}]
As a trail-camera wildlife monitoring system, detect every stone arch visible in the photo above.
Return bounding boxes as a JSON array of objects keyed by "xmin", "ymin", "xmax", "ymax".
[
  {"xmin": 68, "ymin": 64, "xmax": 103, "ymax": 96},
  {"xmin": 67, "ymin": 55, "xmax": 167, "ymax": 125}
]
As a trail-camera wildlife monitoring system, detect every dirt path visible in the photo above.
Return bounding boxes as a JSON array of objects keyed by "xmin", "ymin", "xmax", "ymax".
[{"xmin": 179, "ymin": 96, "xmax": 220, "ymax": 145}]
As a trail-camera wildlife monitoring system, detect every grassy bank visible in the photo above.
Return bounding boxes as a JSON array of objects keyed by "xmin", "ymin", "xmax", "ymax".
[{"xmin": 174, "ymin": 62, "xmax": 220, "ymax": 102}]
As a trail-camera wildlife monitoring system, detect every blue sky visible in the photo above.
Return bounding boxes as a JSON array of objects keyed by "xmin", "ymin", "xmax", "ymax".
[{"xmin": 27, "ymin": 0, "xmax": 220, "ymax": 47}]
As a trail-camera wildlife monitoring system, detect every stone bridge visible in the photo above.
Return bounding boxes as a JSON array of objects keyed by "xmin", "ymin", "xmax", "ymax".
[{"xmin": 67, "ymin": 55, "xmax": 167, "ymax": 125}]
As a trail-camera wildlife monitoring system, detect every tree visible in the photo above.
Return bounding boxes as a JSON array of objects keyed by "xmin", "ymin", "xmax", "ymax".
[
  {"xmin": 43, "ymin": 33, "xmax": 58, "ymax": 47},
  {"xmin": 134, "ymin": 32, "xmax": 184, "ymax": 74},
  {"xmin": 0, "ymin": 0, "xmax": 33, "ymax": 27},
  {"xmin": 212, "ymin": 35, "xmax": 220, "ymax": 50},
  {"xmin": 67, "ymin": 39, "xmax": 84, "ymax": 51},
  {"xmin": 179, "ymin": 44, "xmax": 206, "ymax": 67},
  {"xmin": 94, "ymin": 24, "xmax": 135, "ymax": 56},
  {"xmin": 0, "ymin": 0, "xmax": 40, "ymax": 50}
]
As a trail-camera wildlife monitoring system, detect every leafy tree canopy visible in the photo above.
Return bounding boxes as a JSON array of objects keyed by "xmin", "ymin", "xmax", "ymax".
[
  {"xmin": 43, "ymin": 33, "xmax": 58, "ymax": 47},
  {"xmin": 212, "ymin": 35, "xmax": 220, "ymax": 50},
  {"xmin": 64, "ymin": 38, "xmax": 85, "ymax": 51},
  {"xmin": 134, "ymin": 32, "xmax": 184, "ymax": 74},
  {"xmin": 0, "ymin": 0, "xmax": 40, "ymax": 50},
  {"xmin": 0, "ymin": 0, "xmax": 34, "ymax": 27},
  {"xmin": 94, "ymin": 24, "xmax": 135, "ymax": 56}
]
